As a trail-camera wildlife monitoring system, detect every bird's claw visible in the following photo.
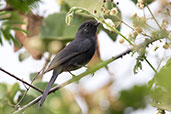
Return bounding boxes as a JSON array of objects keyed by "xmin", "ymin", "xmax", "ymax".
[{"xmin": 68, "ymin": 71, "xmax": 76, "ymax": 77}]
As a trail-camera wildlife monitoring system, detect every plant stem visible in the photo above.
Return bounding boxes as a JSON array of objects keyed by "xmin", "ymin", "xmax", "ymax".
[
  {"xmin": 146, "ymin": 5, "xmax": 162, "ymax": 30},
  {"xmin": 103, "ymin": 21, "xmax": 134, "ymax": 46},
  {"xmin": 144, "ymin": 57, "xmax": 157, "ymax": 73}
]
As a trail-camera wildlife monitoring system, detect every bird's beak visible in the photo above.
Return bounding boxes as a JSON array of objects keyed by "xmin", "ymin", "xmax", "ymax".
[{"xmin": 95, "ymin": 22, "xmax": 100, "ymax": 27}]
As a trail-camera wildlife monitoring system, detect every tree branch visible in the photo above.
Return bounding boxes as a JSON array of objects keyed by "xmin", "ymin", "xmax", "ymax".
[
  {"xmin": 12, "ymin": 48, "xmax": 132, "ymax": 114},
  {"xmin": 0, "ymin": 67, "xmax": 43, "ymax": 93},
  {"xmin": 38, "ymin": 53, "xmax": 52, "ymax": 80}
]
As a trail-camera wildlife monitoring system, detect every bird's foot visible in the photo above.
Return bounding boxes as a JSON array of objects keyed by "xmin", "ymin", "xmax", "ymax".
[
  {"xmin": 91, "ymin": 72, "xmax": 95, "ymax": 77},
  {"xmin": 68, "ymin": 71, "xmax": 76, "ymax": 77}
]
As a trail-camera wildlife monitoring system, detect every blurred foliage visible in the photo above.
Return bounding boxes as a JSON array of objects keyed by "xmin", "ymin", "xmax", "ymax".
[
  {"xmin": 18, "ymin": 51, "xmax": 30, "ymax": 62},
  {"xmin": 79, "ymin": 80, "xmax": 149, "ymax": 114},
  {"xmin": 0, "ymin": 11, "xmax": 23, "ymax": 47},
  {"xmin": 0, "ymin": 0, "xmax": 39, "ymax": 46},
  {"xmin": 119, "ymin": 85, "xmax": 149, "ymax": 110},
  {"xmin": 0, "ymin": 82, "xmax": 81, "ymax": 114},
  {"xmin": 133, "ymin": 55, "xmax": 145, "ymax": 74},
  {"xmin": 29, "ymin": 72, "xmax": 39, "ymax": 81},
  {"xmin": 6, "ymin": 0, "xmax": 40, "ymax": 13},
  {"xmin": 40, "ymin": 13, "xmax": 86, "ymax": 42},
  {"xmin": 150, "ymin": 59, "xmax": 171, "ymax": 111}
]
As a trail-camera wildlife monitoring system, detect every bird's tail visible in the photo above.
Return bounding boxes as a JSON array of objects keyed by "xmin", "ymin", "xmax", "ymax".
[{"xmin": 38, "ymin": 69, "xmax": 60, "ymax": 107}]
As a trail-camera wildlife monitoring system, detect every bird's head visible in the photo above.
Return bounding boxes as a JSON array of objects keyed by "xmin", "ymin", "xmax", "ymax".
[{"xmin": 77, "ymin": 20, "xmax": 100, "ymax": 36}]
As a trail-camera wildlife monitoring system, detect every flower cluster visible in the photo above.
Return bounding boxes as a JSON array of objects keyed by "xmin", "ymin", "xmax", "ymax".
[{"xmin": 137, "ymin": 0, "xmax": 144, "ymax": 9}]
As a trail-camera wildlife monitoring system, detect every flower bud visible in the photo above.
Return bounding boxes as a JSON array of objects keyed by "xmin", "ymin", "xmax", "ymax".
[
  {"xmin": 119, "ymin": 38, "xmax": 124, "ymax": 44},
  {"xmin": 110, "ymin": 8, "xmax": 118, "ymax": 16}
]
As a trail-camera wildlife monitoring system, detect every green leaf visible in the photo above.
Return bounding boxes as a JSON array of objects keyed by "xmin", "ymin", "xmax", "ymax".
[
  {"xmin": 29, "ymin": 72, "xmax": 38, "ymax": 81},
  {"xmin": 41, "ymin": 12, "xmax": 86, "ymax": 42},
  {"xmin": 17, "ymin": 93, "xmax": 35, "ymax": 105},
  {"xmin": 0, "ymin": 83, "xmax": 8, "ymax": 99},
  {"xmin": 6, "ymin": 0, "xmax": 40, "ymax": 13},
  {"xmin": 1, "ymin": 28, "xmax": 11, "ymax": 42},
  {"xmin": 10, "ymin": 34, "xmax": 22, "ymax": 48},
  {"xmin": 19, "ymin": 51, "xmax": 30, "ymax": 62},
  {"xmin": 9, "ymin": 83, "xmax": 20, "ymax": 101},
  {"xmin": 119, "ymin": 85, "xmax": 149, "ymax": 110},
  {"xmin": 10, "ymin": 26, "xmax": 28, "ymax": 34},
  {"xmin": 60, "ymin": 1, "xmax": 71, "ymax": 12},
  {"xmin": 0, "ymin": 31, "xmax": 3, "ymax": 45},
  {"xmin": 2, "ymin": 12, "xmax": 24, "ymax": 25},
  {"xmin": 133, "ymin": 55, "xmax": 145, "ymax": 74},
  {"xmin": 28, "ymin": 81, "xmax": 49, "ymax": 97},
  {"xmin": 150, "ymin": 59, "xmax": 171, "ymax": 111},
  {"xmin": 2, "ymin": 104, "xmax": 13, "ymax": 114},
  {"xmin": 0, "ymin": 11, "xmax": 9, "ymax": 17},
  {"xmin": 1, "ymin": 26, "xmax": 22, "ymax": 46},
  {"xmin": 24, "ymin": 103, "xmax": 52, "ymax": 114},
  {"xmin": 155, "ymin": 59, "xmax": 171, "ymax": 91}
]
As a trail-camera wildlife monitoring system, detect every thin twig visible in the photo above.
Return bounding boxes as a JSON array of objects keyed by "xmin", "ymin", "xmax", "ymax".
[
  {"xmin": 38, "ymin": 53, "xmax": 52, "ymax": 80},
  {"xmin": 141, "ymin": 32, "xmax": 153, "ymax": 38},
  {"xmin": 0, "ymin": 67, "xmax": 43, "ymax": 93},
  {"xmin": 104, "ymin": 21, "xmax": 134, "ymax": 46},
  {"xmin": 11, "ymin": 89, "xmax": 28, "ymax": 113},
  {"xmin": 146, "ymin": 5, "xmax": 162, "ymax": 30},
  {"xmin": 144, "ymin": 57, "xmax": 157, "ymax": 73},
  {"xmin": 13, "ymin": 96, "xmax": 42, "ymax": 114},
  {"xmin": 13, "ymin": 72, "xmax": 40, "ymax": 111},
  {"xmin": 115, "ymin": 15, "xmax": 134, "ymax": 30},
  {"xmin": 12, "ymin": 48, "xmax": 132, "ymax": 114},
  {"xmin": 156, "ymin": 50, "xmax": 166, "ymax": 71}
]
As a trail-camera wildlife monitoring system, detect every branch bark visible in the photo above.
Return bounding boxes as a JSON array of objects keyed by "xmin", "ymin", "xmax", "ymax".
[{"xmin": 0, "ymin": 67, "xmax": 43, "ymax": 93}]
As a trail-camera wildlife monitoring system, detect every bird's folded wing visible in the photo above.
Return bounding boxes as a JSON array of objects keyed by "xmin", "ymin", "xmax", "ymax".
[
  {"xmin": 44, "ymin": 52, "xmax": 78, "ymax": 73},
  {"xmin": 44, "ymin": 39, "xmax": 92, "ymax": 73}
]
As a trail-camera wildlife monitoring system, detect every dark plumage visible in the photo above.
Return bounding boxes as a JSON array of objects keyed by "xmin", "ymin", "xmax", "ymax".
[{"xmin": 38, "ymin": 20, "xmax": 100, "ymax": 107}]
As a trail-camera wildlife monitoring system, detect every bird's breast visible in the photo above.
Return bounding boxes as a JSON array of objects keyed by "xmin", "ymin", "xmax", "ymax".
[{"xmin": 62, "ymin": 40, "xmax": 96, "ymax": 71}]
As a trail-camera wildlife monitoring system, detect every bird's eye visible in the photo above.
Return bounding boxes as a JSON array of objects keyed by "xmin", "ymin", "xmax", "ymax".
[{"xmin": 85, "ymin": 23, "xmax": 89, "ymax": 27}]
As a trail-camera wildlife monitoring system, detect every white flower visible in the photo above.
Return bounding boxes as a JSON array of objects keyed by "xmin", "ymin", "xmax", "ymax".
[
  {"xmin": 137, "ymin": 3, "xmax": 144, "ymax": 9},
  {"xmin": 103, "ymin": 19, "xmax": 115, "ymax": 31},
  {"xmin": 110, "ymin": 8, "xmax": 118, "ymax": 15},
  {"xmin": 137, "ymin": 0, "xmax": 144, "ymax": 9}
]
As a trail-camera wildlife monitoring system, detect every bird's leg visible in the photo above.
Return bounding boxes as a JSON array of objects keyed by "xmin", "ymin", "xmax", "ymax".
[{"xmin": 68, "ymin": 71, "xmax": 76, "ymax": 77}]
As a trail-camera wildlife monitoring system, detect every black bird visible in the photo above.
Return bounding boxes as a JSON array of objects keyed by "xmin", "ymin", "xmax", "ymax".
[{"xmin": 38, "ymin": 20, "xmax": 100, "ymax": 107}]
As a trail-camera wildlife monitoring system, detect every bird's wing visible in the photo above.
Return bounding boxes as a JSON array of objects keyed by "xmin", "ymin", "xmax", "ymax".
[
  {"xmin": 44, "ymin": 52, "xmax": 78, "ymax": 73},
  {"xmin": 44, "ymin": 38, "xmax": 92, "ymax": 73}
]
